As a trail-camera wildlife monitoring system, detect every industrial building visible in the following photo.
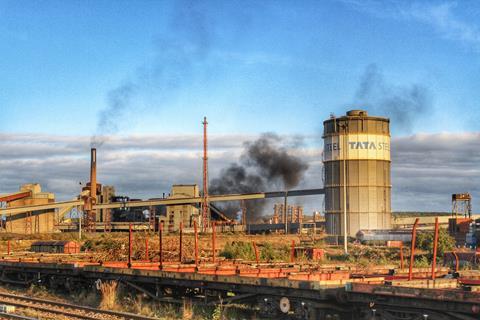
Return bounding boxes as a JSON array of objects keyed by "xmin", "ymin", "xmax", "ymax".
[
  {"xmin": 0, "ymin": 183, "xmax": 57, "ymax": 234},
  {"xmin": 323, "ymin": 110, "xmax": 392, "ymax": 237},
  {"xmin": 165, "ymin": 184, "xmax": 200, "ymax": 232},
  {"xmin": 272, "ymin": 203, "xmax": 304, "ymax": 224}
]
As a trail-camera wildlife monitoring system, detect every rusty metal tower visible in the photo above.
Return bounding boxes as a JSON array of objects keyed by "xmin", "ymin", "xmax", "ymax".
[
  {"xmin": 452, "ymin": 193, "xmax": 472, "ymax": 218},
  {"xmin": 202, "ymin": 117, "xmax": 210, "ymax": 232}
]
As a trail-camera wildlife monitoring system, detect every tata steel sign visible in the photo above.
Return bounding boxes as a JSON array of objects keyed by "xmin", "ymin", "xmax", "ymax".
[{"xmin": 323, "ymin": 134, "xmax": 391, "ymax": 161}]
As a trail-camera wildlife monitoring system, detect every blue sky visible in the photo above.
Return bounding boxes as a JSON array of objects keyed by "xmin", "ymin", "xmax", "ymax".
[
  {"xmin": 1, "ymin": 0, "xmax": 479, "ymax": 137},
  {"xmin": 1, "ymin": 1, "xmax": 480, "ymax": 212}
]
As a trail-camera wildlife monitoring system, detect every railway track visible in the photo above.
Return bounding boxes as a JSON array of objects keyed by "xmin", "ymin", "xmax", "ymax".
[
  {"xmin": 0, "ymin": 292, "xmax": 158, "ymax": 320},
  {"xmin": 0, "ymin": 312, "xmax": 36, "ymax": 320}
]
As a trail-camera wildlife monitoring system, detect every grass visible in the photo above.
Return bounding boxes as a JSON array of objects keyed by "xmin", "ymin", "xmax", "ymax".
[{"xmin": 99, "ymin": 281, "xmax": 118, "ymax": 310}]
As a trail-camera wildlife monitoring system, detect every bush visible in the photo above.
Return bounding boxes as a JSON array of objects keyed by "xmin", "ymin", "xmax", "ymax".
[
  {"xmin": 260, "ymin": 242, "xmax": 289, "ymax": 262},
  {"xmin": 416, "ymin": 228, "xmax": 455, "ymax": 257},
  {"xmin": 219, "ymin": 241, "xmax": 255, "ymax": 260}
]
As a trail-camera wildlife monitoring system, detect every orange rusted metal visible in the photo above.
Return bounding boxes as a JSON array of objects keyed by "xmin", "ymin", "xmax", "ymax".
[
  {"xmin": 290, "ymin": 240, "xmax": 295, "ymax": 263},
  {"xmin": 400, "ymin": 243, "xmax": 404, "ymax": 269},
  {"xmin": 212, "ymin": 221, "xmax": 216, "ymax": 264},
  {"xmin": 432, "ymin": 217, "xmax": 439, "ymax": 280},
  {"xmin": 145, "ymin": 237, "xmax": 149, "ymax": 261},
  {"xmin": 159, "ymin": 221, "xmax": 163, "ymax": 270},
  {"xmin": 128, "ymin": 223, "xmax": 132, "ymax": 268},
  {"xmin": 453, "ymin": 251, "xmax": 460, "ymax": 272},
  {"xmin": 252, "ymin": 241, "xmax": 259, "ymax": 264},
  {"xmin": 386, "ymin": 240, "xmax": 403, "ymax": 248},
  {"xmin": 194, "ymin": 220, "xmax": 199, "ymax": 266},
  {"xmin": 408, "ymin": 218, "xmax": 419, "ymax": 281},
  {"xmin": 179, "ymin": 221, "xmax": 183, "ymax": 263},
  {"xmin": 0, "ymin": 191, "xmax": 31, "ymax": 203},
  {"xmin": 201, "ymin": 117, "xmax": 209, "ymax": 232}
]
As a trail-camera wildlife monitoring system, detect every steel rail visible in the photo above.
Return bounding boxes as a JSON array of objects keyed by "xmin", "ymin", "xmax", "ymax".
[
  {"xmin": 0, "ymin": 292, "xmax": 158, "ymax": 320},
  {"xmin": 0, "ymin": 312, "xmax": 37, "ymax": 320}
]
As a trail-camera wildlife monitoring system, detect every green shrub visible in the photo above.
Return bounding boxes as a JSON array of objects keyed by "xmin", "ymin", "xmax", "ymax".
[
  {"xmin": 416, "ymin": 228, "xmax": 455, "ymax": 257},
  {"xmin": 219, "ymin": 241, "xmax": 255, "ymax": 260},
  {"xmin": 260, "ymin": 242, "xmax": 289, "ymax": 262}
]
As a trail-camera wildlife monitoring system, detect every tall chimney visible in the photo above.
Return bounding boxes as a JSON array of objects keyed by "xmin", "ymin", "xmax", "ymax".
[{"xmin": 90, "ymin": 148, "xmax": 97, "ymax": 204}]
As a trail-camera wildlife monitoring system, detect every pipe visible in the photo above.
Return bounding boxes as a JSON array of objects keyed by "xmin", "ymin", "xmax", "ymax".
[
  {"xmin": 399, "ymin": 243, "xmax": 404, "ymax": 269},
  {"xmin": 212, "ymin": 221, "xmax": 216, "ymax": 264},
  {"xmin": 453, "ymin": 251, "xmax": 459, "ymax": 272},
  {"xmin": 128, "ymin": 223, "xmax": 132, "ymax": 268},
  {"xmin": 0, "ymin": 188, "xmax": 327, "ymax": 216},
  {"xmin": 194, "ymin": 220, "xmax": 199, "ymax": 267},
  {"xmin": 431, "ymin": 217, "xmax": 439, "ymax": 280},
  {"xmin": 179, "ymin": 221, "xmax": 183, "ymax": 263},
  {"xmin": 290, "ymin": 240, "xmax": 295, "ymax": 263},
  {"xmin": 408, "ymin": 218, "xmax": 420, "ymax": 281},
  {"xmin": 252, "ymin": 241, "xmax": 259, "ymax": 264},
  {"xmin": 159, "ymin": 221, "xmax": 163, "ymax": 270},
  {"xmin": 284, "ymin": 192, "xmax": 288, "ymax": 234},
  {"xmin": 145, "ymin": 237, "xmax": 149, "ymax": 261}
]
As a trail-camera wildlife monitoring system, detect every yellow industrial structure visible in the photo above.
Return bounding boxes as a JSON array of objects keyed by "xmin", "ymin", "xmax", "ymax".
[
  {"xmin": 165, "ymin": 185, "xmax": 200, "ymax": 232},
  {"xmin": 1, "ymin": 184, "xmax": 56, "ymax": 234}
]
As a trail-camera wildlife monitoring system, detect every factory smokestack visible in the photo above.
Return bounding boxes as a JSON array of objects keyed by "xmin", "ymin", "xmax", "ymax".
[{"xmin": 90, "ymin": 148, "xmax": 97, "ymax": 204}]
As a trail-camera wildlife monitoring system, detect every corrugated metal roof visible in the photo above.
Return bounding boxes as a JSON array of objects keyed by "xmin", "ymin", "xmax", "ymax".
[{"xmin": 31, "ymin": 241, "xmax": 78, "ymax": 246}]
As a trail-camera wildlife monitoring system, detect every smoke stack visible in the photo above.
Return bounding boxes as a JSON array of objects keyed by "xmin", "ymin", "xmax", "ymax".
[{"xmin": 90, "ymin": 148, "xmax": 97, "ymax": 204}]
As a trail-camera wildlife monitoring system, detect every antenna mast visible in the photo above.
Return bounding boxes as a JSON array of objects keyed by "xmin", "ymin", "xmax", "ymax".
[{"xmin": 202, "ymin": 117, "xmax": 210, "ymax": 231}]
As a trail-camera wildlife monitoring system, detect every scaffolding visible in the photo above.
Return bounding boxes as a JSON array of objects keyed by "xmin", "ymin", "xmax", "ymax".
[{"xmin": 452, "ymin": 193, "xmax": 472, "ymax": 218}]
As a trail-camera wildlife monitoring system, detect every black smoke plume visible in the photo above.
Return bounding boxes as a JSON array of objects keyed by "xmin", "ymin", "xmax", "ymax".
[
  {"xmin": 210, "ymin": 133, "xmax": 309, "ymax": 222},
  {"xmin": 354, "ymin": 64, "xmax": 432, "ymax": 132},
  {"xmin": 90, "ymin": 0, "xmax": 214, "ymax": 147}
]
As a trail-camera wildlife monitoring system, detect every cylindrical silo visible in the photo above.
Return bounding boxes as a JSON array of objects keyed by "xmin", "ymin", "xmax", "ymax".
[{"xmin": 323, "ymin": 110, "xmax": 391, "ymax": 237}]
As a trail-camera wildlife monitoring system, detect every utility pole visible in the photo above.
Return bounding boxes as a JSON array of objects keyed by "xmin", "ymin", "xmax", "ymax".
[
  {"xmin": 202, "ymin": 117, "xmax": 210, "ymax": 232},
  {"xmin": 78, "ymin": 206, "xmax": 82, "ymax": 240},
  {"xmin": 284, "ymin": 191, "xmax": 288, "ymax": 234}
]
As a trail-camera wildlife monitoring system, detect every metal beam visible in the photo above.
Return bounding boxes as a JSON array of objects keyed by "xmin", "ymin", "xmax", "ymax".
[
  {"xmin": 0, "ymin": 188, "xmax": 324, "ymax": 215},
  {"xmin": 0, "ymin": 191, "xmax": 31, "ymax": 203},
  {"xmin": 0, "ymin": 200, "xmax": 82, "ymax": 215}
]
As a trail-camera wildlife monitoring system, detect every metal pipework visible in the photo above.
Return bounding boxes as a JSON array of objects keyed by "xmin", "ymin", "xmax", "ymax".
[
  {"xmin": 399, "ymin": 243, "xmax": 404, "ymax": 269},
  {"xmin": 179, "ymin": 222, "xmax": 183, "ymax": 263},
  {"xmin": 290, "ymin": 240, "xmax": 295, "ymax": 263},
  {"xmin": 252, "ymin": 241, "xmax": 259, "ymax": 264},
  {"xmin": 145, "ymin": 237, "xmax": 149, "ymax": 262},
  {"xmin": 159, "ymin": 221, "xmax": 163, "ymax": 270},
  {"xmin": 212, "ymin": 222, "xmax": 216, "ymax": 264},
  {"xmin": 431, "ymin": 217, "xmax": 439, "ymax": 280},
  {"xmin": 453, "ymin": 251, "xmax": 459, "ymax": 273},
  {"xmin": 408, "ymin": 218, "xmax": 420, "ymax": 281},
  {"xmin": 128, "ymin": 223, "xmax": 132, "ymax": 268},
  {"xmin": 0, "ymin": 188, "xmax": 325, "ymax": 215},
  {"xmin": 284, "ymin": 192, "xmax": 288, "ymax": 234},
  {"xmin": 193, "ymin": 220, "xmax": 199, "ymax": 267}
]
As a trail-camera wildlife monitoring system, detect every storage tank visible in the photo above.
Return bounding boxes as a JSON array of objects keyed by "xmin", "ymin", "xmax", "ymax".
[{"xmin": 323, "ymin": 110, "xmax": 391, "ymax": 237}]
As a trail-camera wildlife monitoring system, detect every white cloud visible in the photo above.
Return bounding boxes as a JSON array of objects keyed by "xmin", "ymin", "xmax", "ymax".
[
  {"xmin": 340, "ymin": 0, "xmax": 480, "ymax": 50},
  {"xmin": 403, "ymin": 2, "xmax": 480, "ymax": 49},
  {"xmin": 1, "ymin": 132, "xmax": 478, "ymax": 214}
]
